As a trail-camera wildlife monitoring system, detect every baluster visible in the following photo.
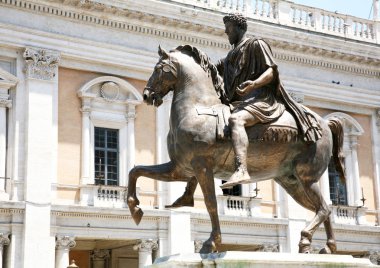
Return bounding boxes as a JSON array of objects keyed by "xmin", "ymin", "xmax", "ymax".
[
  {"xmin": 236, "ymin": 0, "xmax": 240, "ymax": 12},
  {"xmin": 305, "ymin": 11, "xmax": 309, "ymax": 26},
  {"xmin": 321, "ymin": 14, "xmax": 325, "ymax": 30},
  {"xmin": 254, "ymin": 0, "xmax": 259, "ymax": 15},
  {"xmin": 298, "ymin": 9, "xmax": 303, "ymax": 24},
  {"xmin": 260, "ymin": 0, "xmax": 265, "ymax": 16},
  {"xmin": 269, "ymin": 0, "xmax": 275, "ymax": 18},
  {"xmin": 291, "ymin": 7, "xmax": 296, "ymax": 23}
]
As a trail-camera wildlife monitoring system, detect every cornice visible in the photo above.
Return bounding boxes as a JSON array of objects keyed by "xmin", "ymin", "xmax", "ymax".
[{"xmin": 0, "ymin": 0, "xmax": 378, "ymax": 77}]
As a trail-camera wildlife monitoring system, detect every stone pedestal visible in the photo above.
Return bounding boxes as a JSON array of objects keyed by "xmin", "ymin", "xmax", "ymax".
[{"xmin": 149, "ymin": 252, "xmax": 374, "ymax": 268}]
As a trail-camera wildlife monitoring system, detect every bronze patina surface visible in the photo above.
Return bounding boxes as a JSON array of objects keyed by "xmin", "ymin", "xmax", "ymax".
[{"xmin": 127, "ymin": 14, "xmax": 345, "ymax": 255}]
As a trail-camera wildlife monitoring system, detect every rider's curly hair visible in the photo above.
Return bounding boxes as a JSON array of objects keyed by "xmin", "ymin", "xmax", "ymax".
[{"xmin": 223, "ymin": 13, "xmax": 247, "ymax": 31}]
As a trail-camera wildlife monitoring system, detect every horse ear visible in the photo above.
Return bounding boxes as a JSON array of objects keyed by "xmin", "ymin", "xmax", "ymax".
[{"xmin": 158, "ymin": 45, "xmax": 169, "ymax": 59}]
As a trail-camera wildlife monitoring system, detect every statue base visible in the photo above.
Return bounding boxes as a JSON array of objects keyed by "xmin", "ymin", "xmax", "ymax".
[{"xmin": 149, "ymin": 251, "xmax": 374, "ymax": 267}]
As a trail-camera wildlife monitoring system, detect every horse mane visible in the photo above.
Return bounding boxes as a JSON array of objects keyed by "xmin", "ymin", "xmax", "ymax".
[{"xmin": 173, "ymin": 45, "xmax": 225, "ymax": 102}]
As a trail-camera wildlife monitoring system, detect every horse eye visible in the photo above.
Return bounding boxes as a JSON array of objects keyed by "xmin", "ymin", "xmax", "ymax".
[{"xmin": 162, "ymin": 65, "xmax": 171, "ymax": 72}]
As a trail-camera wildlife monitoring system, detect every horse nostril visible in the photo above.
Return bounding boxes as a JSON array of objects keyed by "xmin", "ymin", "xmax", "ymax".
[{"xmin": 143, "ymin": 94, "xmax": 148, "ymax": 101}]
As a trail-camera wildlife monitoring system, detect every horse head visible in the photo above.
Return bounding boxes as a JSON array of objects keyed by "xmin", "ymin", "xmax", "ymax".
[{"xmin": 144, "ymin": 46, "xmax": 178, "ymax": 107}]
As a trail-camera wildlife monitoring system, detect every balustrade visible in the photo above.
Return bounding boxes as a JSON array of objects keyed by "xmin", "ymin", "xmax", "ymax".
[
  {"xmin": 330, "ymin": 205, "xmax": 367, "ymax": 225},
  {"xmin": 217, "ymin": 195, "xmax": 261, "ymax": 217},
  {"xmin": 167, "ymin": 0, "xmax": 377, "ymax": 43}
]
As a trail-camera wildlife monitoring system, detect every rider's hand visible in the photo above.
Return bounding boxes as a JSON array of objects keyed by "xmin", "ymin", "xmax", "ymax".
[{"xmin": 237, "ymin": 80, "xmax": 256, "ymax": 96}]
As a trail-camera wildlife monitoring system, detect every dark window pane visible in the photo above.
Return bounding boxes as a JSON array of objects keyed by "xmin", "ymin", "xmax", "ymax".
[
  {"xmin": 328, "ymin": 160, "xmax": 347, "ymax": 205},
  {"xmin": 221, "ymin": 180, "xmax": 242, "ymax": 196},
  {"xmin": 94, "ymin": 127, "xmax": 119, "ymax": 186}
]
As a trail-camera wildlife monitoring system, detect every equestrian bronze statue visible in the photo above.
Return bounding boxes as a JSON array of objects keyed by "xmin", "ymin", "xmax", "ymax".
[{"xmin": 127, "ymin": 13, "xmax": 346, "ymax": 255}]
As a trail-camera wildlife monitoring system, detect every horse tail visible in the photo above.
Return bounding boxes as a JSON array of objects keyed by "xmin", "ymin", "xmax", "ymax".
[{"xmin": 328, "ymin": 117, "xmax": 346, "ymax": 184}]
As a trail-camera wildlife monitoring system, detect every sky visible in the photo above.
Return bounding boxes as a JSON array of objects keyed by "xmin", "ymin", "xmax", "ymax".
[{"xmin": 292, "ymin": 0, "xmax": 374, "ymax": 20}]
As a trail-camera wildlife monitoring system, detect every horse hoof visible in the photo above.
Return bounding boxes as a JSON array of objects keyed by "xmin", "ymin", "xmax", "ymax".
[
  {"xmin": 199, "ymin": 242, "xmax": 216, "ymax": 254},
  {"xmin": 319, "ymin": 246, "xmax": 332, "ymax": 254},
  {"xmin": 132, "ymin": 208, "xmax": 144, "ymax": 225}
]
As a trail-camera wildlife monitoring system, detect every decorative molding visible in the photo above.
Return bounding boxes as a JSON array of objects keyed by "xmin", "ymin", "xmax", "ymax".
[
  {"xmin": 0, "ymin": 233, "xmax": 10, "ymax": 250},
  {"xmin": 23, "ymin": 47, "xmax": 60, "ymax": 80},
  {"xmin": 192, "ymin": 218, "xmax": 287, "ymax": 230},
  {"xmin": 133, "ymin": 239, "xmax": 158, "ymax": 252},
  {"xmin": 194, "ymin": 240, "xmax": 203, "ymax": 253},
  {"xmin": 0, "ymin": 208, "xmax": 25, "ymax": 215},
  {"xmin": 51, "ymin": 211, "xmax": 169, "ymax": 222},
  {"xmin": 288, "ymin": 91, "xmax": 304, "ymax": 104},
  {"xmin": 55, "ymin": 235, "xmax": 76, "ymax": 250},
  {"xmin": 100, "ymin": 81, "xmax": 120, "ymax": 102},
  {"xmin": 258, "ymin": 243, "xmax": 279, "ymax": 252},
  {"xmin": 1, "ymin": 0, "xmax": 378, "ymax": 78},
  {"xmin": 273, "ymin": 49, "xmax": 380, "ymax": 77},
  {"xmin": 90, "ymin": 249, "xmax": 110, "ymax": 260}
]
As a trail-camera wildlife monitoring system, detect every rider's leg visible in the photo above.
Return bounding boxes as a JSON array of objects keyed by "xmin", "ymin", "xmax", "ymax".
[{"xmin": 221, "ymin": 109, "xmax": 259, "ymax": 189}]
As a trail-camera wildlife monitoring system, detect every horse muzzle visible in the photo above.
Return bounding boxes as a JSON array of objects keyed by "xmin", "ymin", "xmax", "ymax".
[{"xmin": 143, "ymin": 87, "xmax": 163, "ymax": 107}]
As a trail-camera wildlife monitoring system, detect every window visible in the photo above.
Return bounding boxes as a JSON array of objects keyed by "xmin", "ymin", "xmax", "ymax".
[
  {"xmin": 94, "ymin": 127, "xmax": 119, "ymax": 186},
  {"xmin": 328, "ymin": 160, "xmax": 348, "ymax": 205},
  {"xmin": 222, "ymin": 181, "xmax": 242, "ymax": 196}
]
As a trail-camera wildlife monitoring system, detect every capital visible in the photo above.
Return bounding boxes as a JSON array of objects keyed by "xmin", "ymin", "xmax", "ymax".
[
  {"xmin": 133, "ymin": 239, "xmax": 158, "ymax": 252},
  {"xmin": 55, "ymin": 235, "xmax": 76, "ymax": 250},
  {"xmin": 369, "ymin": 251, "xmax": 380, "ymax": 265},
  {"xmin": 23, "ymin": 47, "xmax": 60, "ymax": 80},
  {"xmin": 0, "ymin": 233, "xmax": 10, "ymax": 250},
  {"xmin": 259, "ymin": 243, "xmax": 279, "ymax": 252},
  {"xmin": 194, "ymin": 240, "xmax": 203, "ymax": 253},
  {"xmin": 376, "ymin": 109, "xmax": 380, "ymax": 127}
]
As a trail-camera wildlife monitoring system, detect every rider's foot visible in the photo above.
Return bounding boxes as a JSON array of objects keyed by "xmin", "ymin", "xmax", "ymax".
[{"xmin": 221, "ymin": 167, "xmax": 251, "ymax": 189}]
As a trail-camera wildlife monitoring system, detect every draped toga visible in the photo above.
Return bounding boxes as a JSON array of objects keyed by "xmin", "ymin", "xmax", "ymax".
[{"xmin": 218, "ymin": 37, "xmax": 322, "ymax": 143}]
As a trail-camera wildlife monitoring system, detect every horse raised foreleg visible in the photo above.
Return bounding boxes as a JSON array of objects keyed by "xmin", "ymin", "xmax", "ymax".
[
  {"xmin": 191, "ymin": 156, "xmax": 221, "ymax": 253},
  {"xmin": 127, "ymin": 161, "xmax": 184, "ymax": 225}
]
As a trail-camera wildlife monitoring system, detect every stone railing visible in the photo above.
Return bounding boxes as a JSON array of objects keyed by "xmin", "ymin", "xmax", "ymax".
[
  {"xmin": 80, "ymin": 185, "xmax": 128, "ymax": 208},
  {"xmin": 217, "ymin": 195, "xmax": 261, "ymax": 217},
  {"xmin": 330, "ymin": 205, "xmax": 367, "ymax": 225},
  {"xmin": 168, "ymin": 0, "xmax": 379, "ymax": 43}
]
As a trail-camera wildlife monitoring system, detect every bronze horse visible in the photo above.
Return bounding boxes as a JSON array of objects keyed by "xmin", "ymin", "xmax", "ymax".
[{"xmin": 127, "ymin": 45, "xmax": 346, "ymax": 254}]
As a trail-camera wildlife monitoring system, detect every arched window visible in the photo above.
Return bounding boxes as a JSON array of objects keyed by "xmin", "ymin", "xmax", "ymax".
[
  {"xmin": 324, "ymin": 112, "xmax": 364, "ymax": 206},
  {"xmin": 77, "ymin": 76, "xmax": 142, "ymax": 206}
]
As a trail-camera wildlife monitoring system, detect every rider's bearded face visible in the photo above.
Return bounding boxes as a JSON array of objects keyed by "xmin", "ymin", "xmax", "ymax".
[{"xmin": 224, "ymin": 21, "xmax": 241, "ymax": 46}]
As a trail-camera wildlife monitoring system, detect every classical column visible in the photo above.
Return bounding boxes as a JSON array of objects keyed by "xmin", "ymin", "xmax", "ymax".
[
  {"xmin": 80, "ymin": 102, "xmax": 92, "ymax": 185},
  {"xmin": 55, "ymin": 236, "xmax": 76, "ymax": 268},
  {"xmin": 0, "ymin": 233, "xmax": 10, "ymax": 268},
  {"xmin": 90, "ymin": 249, "xmax": 110, "ymax": 268},
  {"xmin": 127, "ymin": 105, "xmax": 136, "ymax": 175},
  {"xmin": 133, "ymin": 239, "xmax": 158, "ymax": 268},
  {"xmin": 349, "ymin": 136, "xmax": 361, "ymax": 206},
  {"xmin": 319, "ymin": 169, "xmax": 332, "ymax": 205},
  {"xmin": 372, "ymin": 109, "xmax": 380, "ymax": 224},
  {"xmin": 22, "ymin": 47, "xmax": 60, "ymax": 268},
  {"xmin": 0, "ymin": 94, "xmax": 11, "ymax": 200}
]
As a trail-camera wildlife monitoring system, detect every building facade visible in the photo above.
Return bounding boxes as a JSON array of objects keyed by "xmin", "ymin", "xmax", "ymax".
[{"xmin": 0, "ymin": 0, "xmax": 379, "ymax": 267}]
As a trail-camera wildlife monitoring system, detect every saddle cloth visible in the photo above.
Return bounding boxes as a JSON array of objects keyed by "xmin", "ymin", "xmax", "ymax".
[{"xmin": 196, "ymin": 104, "xmax": 299, "ymax": 142}]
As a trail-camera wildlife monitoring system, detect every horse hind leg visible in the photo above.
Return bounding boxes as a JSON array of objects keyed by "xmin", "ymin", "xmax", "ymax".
[{"xmin": 275, "ymin": 176, "xmax": 335, "ymax": 254}]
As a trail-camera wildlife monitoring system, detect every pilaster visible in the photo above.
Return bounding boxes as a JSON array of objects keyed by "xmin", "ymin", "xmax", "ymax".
[
  {"xmin": 55, "ymin": 236, "xmax": 76, "ymax": 268},
  {"xmin": 372, "ymin": 109, "xmax": 380, "ymax": 224},
  {"xmin": 133, "ymin": 239, "xmax": 158, "ymax": 268},
  {"xmin": 0, "ymin": 92, "xmax": 12, "ymax": 201},
  {"xmin": 22, "ymin": 47, "xmax": 60, "ymax": 268}
]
